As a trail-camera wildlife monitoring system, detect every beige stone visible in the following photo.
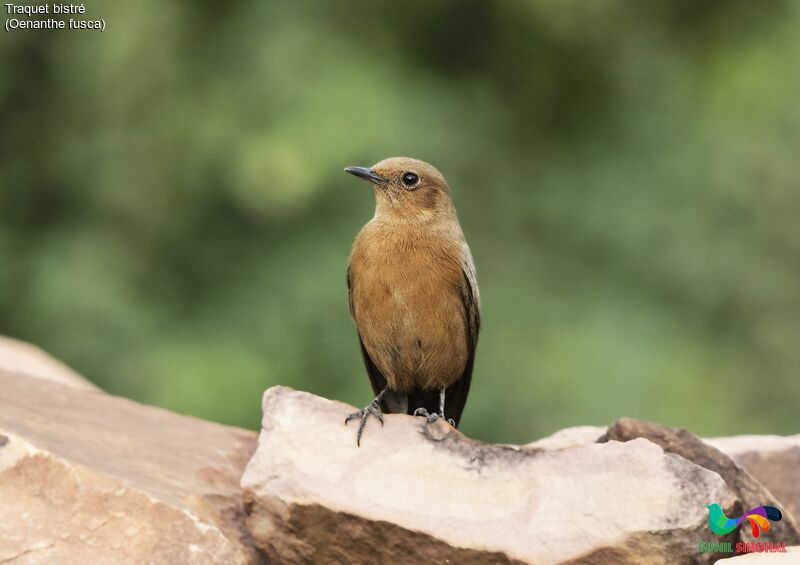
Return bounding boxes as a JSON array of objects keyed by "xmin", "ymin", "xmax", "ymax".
[
  {"xmin": 524, "ymin": 425, "xmax": 605, "ymax": 450},
  {"xmin": 533, "ymin": 425, "xmax": 800, "ymax": 529},
  {"xmin": 0, "ymin": 371, "xmax": 259, "ymax": 564},
  {"xmin": 718, "ymin": 545, "xmax": 800, "ymax": 563},
  {"xmin": 708, "ymin": 436, "xmax": 800, "ymax": 524},
  {"xmin": 602, "ymin": 419, "xmax": 800, "ymax": 548},
  {"xmin": 0, "ymin": 336, "xmax": 100, "ymax": 391},
  {"xmin": 4, "ymin": 334, "xmax": 798, "ymax": 564},
  {"xmin": 242, "ymin": 387, "xmax": 741, "ymax": 564}
]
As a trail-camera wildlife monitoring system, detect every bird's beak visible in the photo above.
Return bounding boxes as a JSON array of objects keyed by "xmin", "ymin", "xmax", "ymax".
[{"xmin": 344, "ymin": 166, "xmax": 388, "ymax": 186}]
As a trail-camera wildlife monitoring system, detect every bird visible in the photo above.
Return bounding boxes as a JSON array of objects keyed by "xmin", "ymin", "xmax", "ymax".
[
  {"xmin": 706, "ymin": 503, "xmax": 783, "ymax": 538},
  {"xmin": 343, "ymin": 157, "xmax": 480, "ymax": 446}
]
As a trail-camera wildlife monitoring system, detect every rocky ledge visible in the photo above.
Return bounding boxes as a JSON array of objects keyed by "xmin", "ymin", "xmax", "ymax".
[
  {"xmin": 241, "ymin": 388, "xmax": 800, "ymax": 564},
  {"xmin": 0, "ymin": 339, "xmax": 258, "ymax": 564},
  {"xmin": 0, "ymin": 337, "xmax": 798, "ymax": 564}
]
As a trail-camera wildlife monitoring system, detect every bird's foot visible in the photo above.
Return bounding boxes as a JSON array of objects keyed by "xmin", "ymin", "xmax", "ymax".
[
  {"xmin": 413, "ymin": 408, "xmax": 455, "ymax": 427},
  {"xmin": 345, "ymin": 401, "xmax": 384, "ymax": 447}
]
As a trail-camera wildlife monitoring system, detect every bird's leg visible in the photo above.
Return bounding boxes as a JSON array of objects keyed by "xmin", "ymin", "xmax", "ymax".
[
  {"xmin": 413, "ymin": 387, "xmax": 456, "ymax": 427},
  {"xmin": 345, "ymin": 387, "xmax": 387, "ymax": 447}
]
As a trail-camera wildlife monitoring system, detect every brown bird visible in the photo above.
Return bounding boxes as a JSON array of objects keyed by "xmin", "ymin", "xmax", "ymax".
[{"xmin": 344, "ymin": 157, "xmax": 480, "ymax": 446}]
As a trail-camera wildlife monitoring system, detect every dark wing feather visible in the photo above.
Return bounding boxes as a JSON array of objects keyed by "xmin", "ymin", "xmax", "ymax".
[
  {"xmin": 346, "ymin": 265, "xmax": 355, "ymax": 318},
  {"xmin": 441, "ymin": 257, "xmax": 480, "ymax": 426},
  {"xmin": 357, "ymin": 335, "xmax": 408, "ymax": 414},
  {"xmin": 357, "ymin": 335, "xmax": 387, "ymax": 398}
]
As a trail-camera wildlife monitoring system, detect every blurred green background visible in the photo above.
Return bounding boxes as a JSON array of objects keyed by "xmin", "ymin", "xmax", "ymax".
[{"xmin": 1, "ymin": 0, "xmax": 798, "ymax": 444}]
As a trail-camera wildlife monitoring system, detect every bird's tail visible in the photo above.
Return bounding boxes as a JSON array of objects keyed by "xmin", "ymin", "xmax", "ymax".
[{"xmin": 764, "ymin": 506, "xmax": 782, "ymax": 521}]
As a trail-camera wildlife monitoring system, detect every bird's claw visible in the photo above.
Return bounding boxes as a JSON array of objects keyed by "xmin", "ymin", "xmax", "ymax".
[
  {"xmin": 413, "ymin": 407, "xmax": 436, "ymax": 421},
  {"xmin": 345, "ymin": 402, "xmax": 384, "ymax": 447},
  {"xmin": 413, "ymin": 408, "xmax": 454, "ymax": 427}
]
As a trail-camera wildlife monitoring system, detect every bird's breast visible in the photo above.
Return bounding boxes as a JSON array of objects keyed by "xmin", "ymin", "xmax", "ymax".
[{"xmin": 349, "ymin": 226, "xmax": 468, "ymax": 391}]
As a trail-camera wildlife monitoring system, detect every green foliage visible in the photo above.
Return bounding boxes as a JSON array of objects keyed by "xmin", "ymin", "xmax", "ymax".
[{"xmin": 2, "ymin": 0, "xmax": 798, "ymax": 443}]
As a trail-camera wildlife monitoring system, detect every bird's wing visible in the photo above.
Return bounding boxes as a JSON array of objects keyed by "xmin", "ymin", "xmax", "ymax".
[
  {"xmin": 460, "ymin": 241, "xmax": 481, "ymax": 352},
  {"xmin": 440, "ymin": 241, "xmax": 481, "ymax": 426},
  {"xmin": 346, "ymin": 265, "xmax": 355, "ymax": 319}
]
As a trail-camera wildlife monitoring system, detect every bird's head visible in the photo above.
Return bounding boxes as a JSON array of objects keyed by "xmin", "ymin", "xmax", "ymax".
[
  {"xmin": 706, "ymin": 503, "xmax": 722, "ymax": 515},
  {"xmin": 345, "ymin": 157, "xmax": 454, "ymax": 224}
]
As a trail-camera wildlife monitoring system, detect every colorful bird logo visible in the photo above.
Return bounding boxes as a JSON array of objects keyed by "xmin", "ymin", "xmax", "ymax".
[{"xmin": 706, "ymin": 503, "xmax": 782, "ymax": 537}]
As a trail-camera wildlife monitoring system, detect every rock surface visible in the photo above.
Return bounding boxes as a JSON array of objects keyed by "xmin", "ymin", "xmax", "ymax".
[
  {"xmin": 602, "ymin": 419, "xmax": 800, "ymax": 546},
  {"xmin": 3, "ymin": 336, "xmax": 799, "ymax": 565},
  {"xmin": 0, "ymin": 336, "xmax": 100, "ymax": 391},
  {"xmin": 524, "ymin": 425, "xmax": 605, "ymax": 450},
  {"xmin": 533, "ymin": 424, "xmax": 800, "ymax": 528},
  {"xmin": 242, "ymin": 387, "xmax": 746, "ymax": 564},
  {"xmin": 719, "ymin": 546, "xmax": 800, "ymax": 563},
  {"xmin": 707, "ymin": 435, "xmax": 800, "ymax": 524},
  {"xmin": 0, "ymin": 369, "xmax": 259, "ymax": 564}
]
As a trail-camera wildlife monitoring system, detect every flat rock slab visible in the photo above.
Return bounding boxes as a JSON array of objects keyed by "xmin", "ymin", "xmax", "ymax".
[
  {"xmin": 242, "ymin": 387, "xmax": 739, "ymax": 564},
  {"xmin": 0, "ymin": 370, "xmax": 259, "ymax": 564},
  {"xmin": 533, "ymin": 425, "xmax": 800, "ymax": 532},
  {"xmin": 524, "ymin": 425, "xmax": 605, "ymax": 450},
  {"xmin": 707, "ymin": 436, "xmax": 800, "ymax": 524},
  {"xmin": 0, "ymin": 336, "xmax": 100, "ymax": 391},
  {"xmin": 602, "ymin": 419, "xmax": 800, "ymax": 547},
  {"xmin": 718, "ymin": 545, "xmax": 800, "ymax": 563}
]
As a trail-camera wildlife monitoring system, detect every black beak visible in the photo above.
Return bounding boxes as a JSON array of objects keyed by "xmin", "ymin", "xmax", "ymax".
[{"xmin": 344, "ymin": 166, "xmax": 388, "ymax": 185}]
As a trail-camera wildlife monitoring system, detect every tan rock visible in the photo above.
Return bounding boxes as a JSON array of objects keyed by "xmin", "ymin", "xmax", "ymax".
[
  {"xmin": 718, "ymin": 545, "xmax": 800, "ymax": 563},
  {"xmin": 524, "ymin": 425, "xmax": 605, "ymax": 450},
  {"xmin": 0, "ymin": 336, "xmax": 100, "ymax": 391},
  {"xmin": 242, "ymin": 387, "xmax": 739, "ymax": 564},
  {"xmin": 0, "ymin": 371, "xmax": 259, "ymax": 564},
  {"xmin": 707, "ymin": 435, "xmax": 800, "ymax": 523},
  {"xmin": 603, "ymin": 419, "xmax": 800, "ymax": 547},
  {"xmin": 537, "ymin": 423, "xmax": 800, "ymax": 531}
]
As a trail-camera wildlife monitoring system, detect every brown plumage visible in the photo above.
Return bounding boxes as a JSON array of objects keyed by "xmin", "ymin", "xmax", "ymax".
[{"xmin": 344, "ymin": 157, "xmax": 480, "ymax": 445}]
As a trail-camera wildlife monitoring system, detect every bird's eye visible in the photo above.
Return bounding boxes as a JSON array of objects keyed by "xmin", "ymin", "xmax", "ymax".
[{"xmin": 401, "ymin": 172, "xmax": 419, "ymax": 188}]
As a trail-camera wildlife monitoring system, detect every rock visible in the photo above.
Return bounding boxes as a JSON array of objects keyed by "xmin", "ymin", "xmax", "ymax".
[
  {"xmin": 708, "ymin": 436, "xmax": 800, "ymax": 523},
  {"xmin": 718, "ymin": 545, "xmax": 800, "ymax": 563},
  {"xmin": 242, "ymin": 387, "xmax": 739, "ymax": 564},
  {"xmin": 0, "ymin": 370, "xmax": 259, "ymax": 564},
  {"xmin": 4, "ymin": 336, "xmax": 798, "ymax": 564},
  {"xmin": 602, "ymin": 419, "xmax": 800, "ymax": 546},
  {"xmin": 524, "ymin": 425, "xmax": 605, "ymax": 450},
  {"xmin": 536, "ymin": 424, "xmax": 800, "ymax": 529},
  {"xmin": 0, "ymin": 336, "xmax": 100, "ymax": 391}
]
